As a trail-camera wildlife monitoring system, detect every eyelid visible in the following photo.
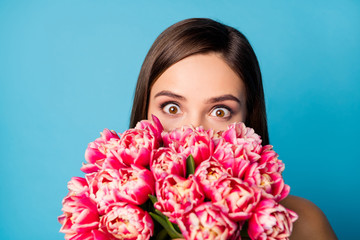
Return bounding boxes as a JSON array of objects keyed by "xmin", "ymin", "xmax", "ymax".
[
  {"xmin": 210, "ymin": 105, "xmax": 233, "ymax": 118},
  {"xmin": 160, "ymin": 101, "xmax": 182, "ymax": 115},
  {"xmin": 160, "ymin": 101, "xmax": 179, "ymax": 109}
]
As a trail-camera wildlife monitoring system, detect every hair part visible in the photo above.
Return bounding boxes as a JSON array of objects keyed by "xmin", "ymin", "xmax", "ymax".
[{"xmin": 130, "ymin": 18, "xmax": 269, "ymax": 145}]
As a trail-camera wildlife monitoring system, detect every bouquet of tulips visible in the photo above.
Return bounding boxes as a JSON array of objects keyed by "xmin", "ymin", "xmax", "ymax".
[{"xmin": 58, "ymin": 116, "xmax": 298, "ymax": 240}]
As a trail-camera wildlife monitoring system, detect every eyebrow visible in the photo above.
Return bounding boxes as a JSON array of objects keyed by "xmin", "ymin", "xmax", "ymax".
[
  {"xmin": 206, "ymin": 94, "xmax": 241, "ymax": 105},
  {"xmin": 154, "ymin": 90, "xmax": 241, "ymax": 105},
  {"xmin": 154, "ymin": 90, "xmax": 186, "ymax": 100}
]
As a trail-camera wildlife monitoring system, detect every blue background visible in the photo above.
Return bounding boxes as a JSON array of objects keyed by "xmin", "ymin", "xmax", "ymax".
[{"xmin": 0, "ymin": 0, "xmax": 359, "ymax": 239}]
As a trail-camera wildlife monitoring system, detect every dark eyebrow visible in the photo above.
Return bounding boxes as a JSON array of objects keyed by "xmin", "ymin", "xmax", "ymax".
[
  {"xmin": 154, "ymin": 90, "xmax": 186, "ymax": 100},
  {"xmin": 206, "ymin": 94, "xmax": 241, "ymax": 105}
]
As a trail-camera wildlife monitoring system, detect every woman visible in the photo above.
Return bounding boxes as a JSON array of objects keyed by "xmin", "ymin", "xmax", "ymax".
[{"xmin": 130, "ymin": 18, "xmax": 337, "ymax": 239}]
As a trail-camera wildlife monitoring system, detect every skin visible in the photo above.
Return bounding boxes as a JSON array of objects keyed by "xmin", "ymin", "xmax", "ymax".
[
  {"xmin": 148, "ymin": 52, "xmax": 247, "ymax": 132},
  {"xmin": 147, "ymin": 53, "xmax": 338, "ymax": 239}
]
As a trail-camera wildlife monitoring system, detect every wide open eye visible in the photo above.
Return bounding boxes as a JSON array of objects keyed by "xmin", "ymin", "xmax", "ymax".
[
  {"xmin": 162, "ymin": 103, "xmax": 182, "ymax": 115},
  {"xmin": 210, "ymin": 107, "xmax": 231, "ymax": 118}
]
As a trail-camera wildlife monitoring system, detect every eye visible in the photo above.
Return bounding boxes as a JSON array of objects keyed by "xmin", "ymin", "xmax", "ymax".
[
  {"xmin": 162, "ymin": 103, "xmax": 182, "ymax": 115},
  {"xmin": 210, "ymin": 107, "xmax": 231, "ymax": 118}
]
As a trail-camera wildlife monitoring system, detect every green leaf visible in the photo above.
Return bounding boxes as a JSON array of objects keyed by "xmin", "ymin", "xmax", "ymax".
[
  {"xmin": 186, "ymin": 154, "xmax": 195, "ymax": 177},
  {"xmin": 156, "ymin": 229, "xmax": 168, "ymax": 240},
  {"xmin": 148, "ymin": 194, "xmax": 158, "ymax": 204},
  {"xmin": 155, "ymin": 209, "xmax": 167, "ymax": 220},
  {"xmin": 149, "ymin": 212, "xmax": 184, "ymax": 239},
  {"xmin": 172, "ymin": 222, "xmax": 181, "ymax": 233},
  {"xmin": 240, "ymin": 221, "xmax": 250, "ymax": 239},
  {"xmin": 165, "ymin": 218, "xmax": 183, "ymax": 238}
]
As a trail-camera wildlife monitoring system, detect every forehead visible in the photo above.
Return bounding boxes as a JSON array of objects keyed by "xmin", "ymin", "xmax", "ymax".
[{"xmin": 151, "ymin": 53, "xmax": 245, "ymax": 99}]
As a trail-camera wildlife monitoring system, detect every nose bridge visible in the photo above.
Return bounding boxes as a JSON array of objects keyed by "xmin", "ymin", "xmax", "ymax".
[{"xmin": 183, "ymin": 111, "xmax": 207, "ymax": 129}]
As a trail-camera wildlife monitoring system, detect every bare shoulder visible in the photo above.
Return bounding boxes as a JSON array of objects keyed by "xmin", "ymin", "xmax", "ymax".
[{"xmin": 280, "ymin": 195, "xmax": 338, "ymax": 240}]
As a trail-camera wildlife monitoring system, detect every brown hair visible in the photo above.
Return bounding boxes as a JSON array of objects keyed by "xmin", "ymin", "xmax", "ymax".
[{"xmin": 130, "ymin": 18, "xmax": 269, "ymax": 145}]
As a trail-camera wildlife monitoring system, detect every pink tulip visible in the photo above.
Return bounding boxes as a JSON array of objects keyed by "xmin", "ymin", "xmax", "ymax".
[
  {"xmin": 194, "ymin": 158, "xmax": 230, "ymax": 199},
  {"xmin": 163, "ymin": 126, "xmax": 214, "ymax": 167},
  {"xmin": 135, "ymin": 115, "xmax": 164, "ymax": 143},
  {"xmin": 248, "ymin": 199, "xmax": 298, "ymax": 240},
  {"xmin": 154, "ymin": 174, "xmax": 204, "ymax": 222},
  {"xmin": 101, "ymin": 129, "xmax": 121, "ymax": 141},
  {"xmin": 82, "ymin": 129, "xmax": 121, "ymax": 173},
  {"xmin": 110, "ymin": 127, "xmax": 160, "ymax": 167},
  {"xmin": 85, "ymin": 130, "xmax": 120, "ymax": 164},
  {"xmin": 213, "ymin": 140, "xmax": 252, "ymax": 179},
  {"xmin": 162, "ymin": 125, "xmax": 194, "ymax": 147},
  {"xmin": 82, "ymin": 120, "xmax": 163, "ymax": 172},
  {"xmin": 101, "ymin": 155, "xmax": 128, "ymax": 171},
  {"xmin": 151, "ymin": 147, "xmax": 187, "ymax": 182},
  {"xmin": 66, "ymin": 229, "xmax": 111, "ymax": 240},
  {"xmin": 116, "ymin": 165, "xmax": 155, "ymax": 205},
  {"xmin": 177, "ymin": 202, "xmax": 238, "ymax": 240},
  {"xmin": 258, "ymin": 145, "xmax": 285, "ymax": 173},
  {"xmin": 211, "ymin": 176, "xmax": 261, "ymax": 221},
  {"xmin": 221, "ymin": 122, "xmax": 262, "ymax": 158},
  {"xmin": 88, "ymin": 166, "xmax": 155, "ymax": 212},
  {"xmin": 241, "ymin": 145, "xmax": 289, "ymax": 201},
  {"xmin": 66, "ymin": 177, "xmax": 90, "ymax": 198},
  {"xmin": 244, "ymin": 162, "xmax": 290, "ymax": 201},
  {"xmin": 101, "ymin": 203, "xmax": 154, "ymax": 240},
  {"xmin": 86, "ymin": 169, "xmax": 121, "ymax": 214},
  {"xmin": 58, "ymin": 195, "xmax": 99, "ymax": 237},
  {"xmin": 222, "ymin": 122, "xmax": 262, "ymax": 145}
]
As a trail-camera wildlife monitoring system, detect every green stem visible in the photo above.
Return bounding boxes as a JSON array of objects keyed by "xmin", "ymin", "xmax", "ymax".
[
  {"xmin": 186, "ymin": 154, "xmax": 195, "ymax": 177},
  {"xmin": 149, "ymin": 212, "xmax": 183, "ymax": 239}
]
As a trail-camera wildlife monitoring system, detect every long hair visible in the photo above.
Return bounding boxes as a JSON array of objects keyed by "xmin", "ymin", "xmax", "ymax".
[{"xmin": 130, "ymin": 18, "xmax": 269, "ymax": 145}]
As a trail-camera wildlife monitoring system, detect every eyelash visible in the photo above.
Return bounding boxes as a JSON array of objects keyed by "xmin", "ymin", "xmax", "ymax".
[
  {"xmin": 160, "ymin": 101, "xmax": 181, "ymax": 114},
  {"xmin": 159, "ymin": 102, "xmax": 234, "ymax": 119},
  {"xmin": 210, "ymin": 105, "xmax": 233, "ymax": 118}
]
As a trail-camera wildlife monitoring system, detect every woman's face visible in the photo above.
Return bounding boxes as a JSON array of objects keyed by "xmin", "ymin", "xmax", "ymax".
[{"xmin": 147, "ymin": 53, "xmax": 247, "ymax": 132}]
